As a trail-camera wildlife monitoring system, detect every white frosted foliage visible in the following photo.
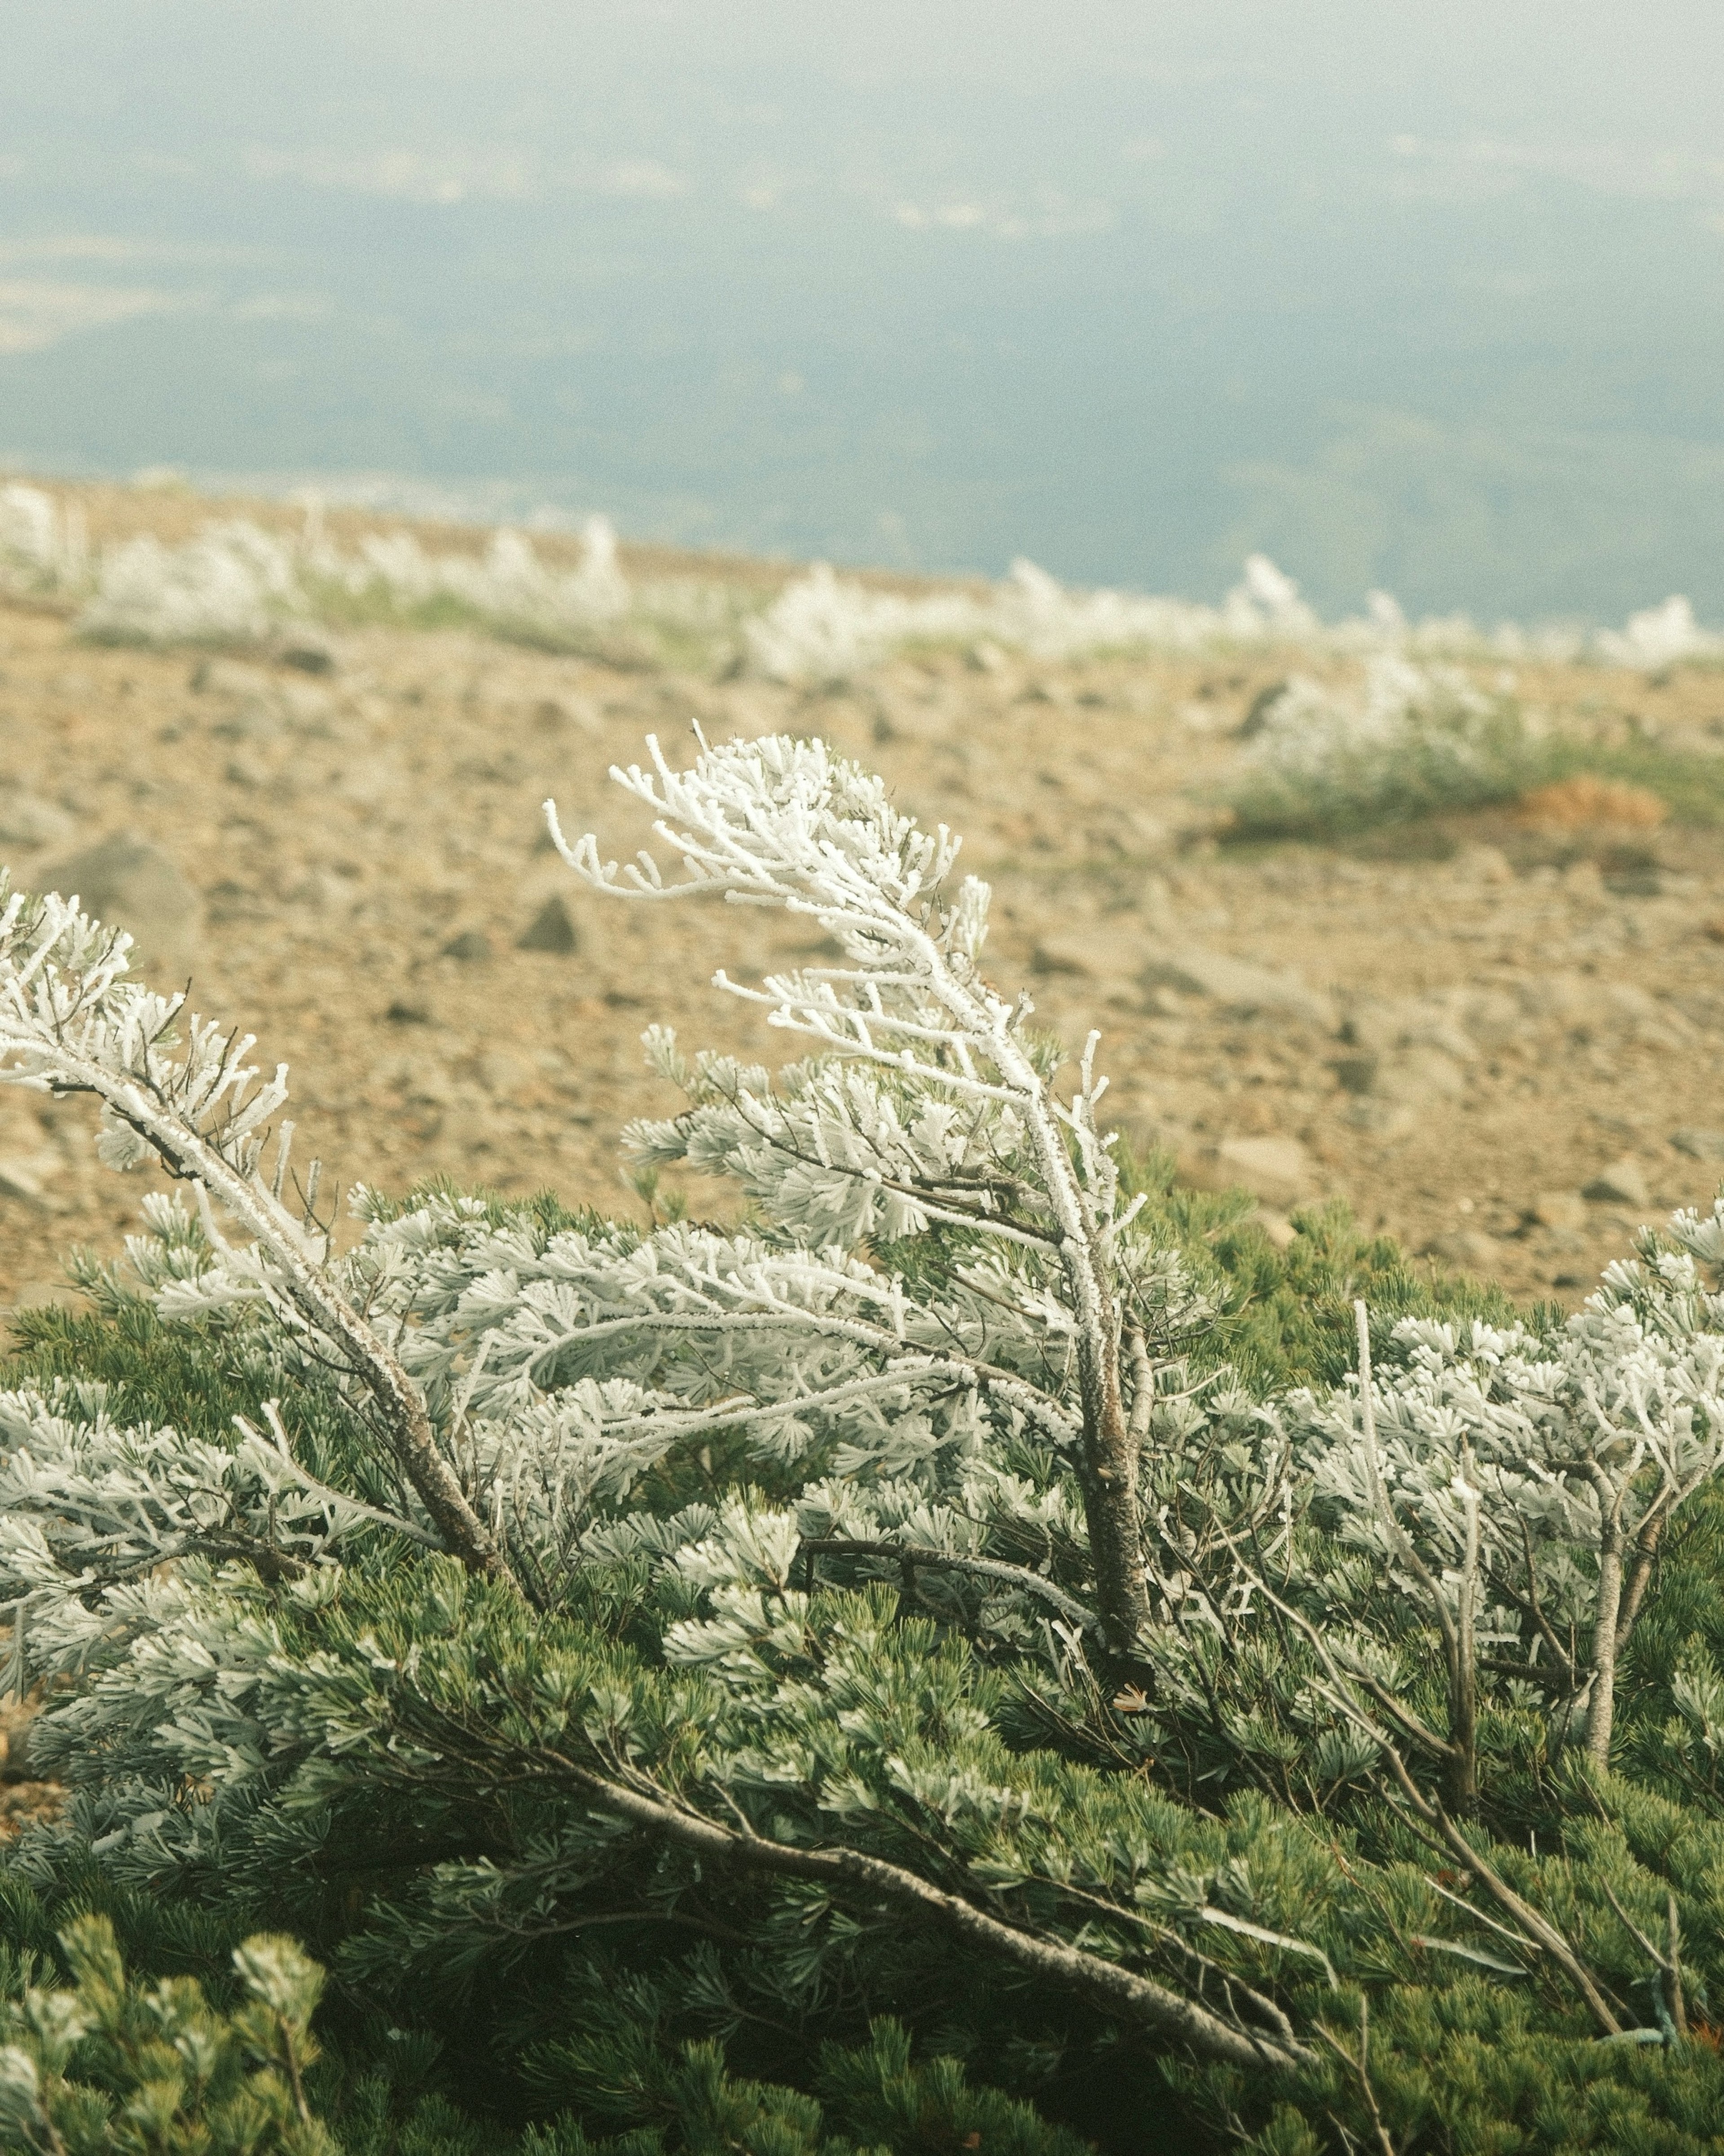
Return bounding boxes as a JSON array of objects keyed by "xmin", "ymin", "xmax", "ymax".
[{"xmin": 3, "ymin": 732, "xmax": 1724, "ymax": 1862}]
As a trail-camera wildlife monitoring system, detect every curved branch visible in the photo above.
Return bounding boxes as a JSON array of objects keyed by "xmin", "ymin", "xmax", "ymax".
[
  {"xmin": 799, "ymin": 1538, "xmax": 1101, "ymax": 1634},
  {"xmin": 0, "ymin": 940, "xmax": 516, "ymax": 1593},
  {"xmin": 544, "ymin": 1748, "xmax": 1310, "ymax": 2074}
]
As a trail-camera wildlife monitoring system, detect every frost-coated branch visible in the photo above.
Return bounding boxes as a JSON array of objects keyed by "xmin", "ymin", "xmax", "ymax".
[
  {"xmin": 0, "ymin": 877, "xmax": 515, "ymax": 1591},
  {"xmin": 550, "ymin": 734, "xmax": 1156, "ymax": 1662}
]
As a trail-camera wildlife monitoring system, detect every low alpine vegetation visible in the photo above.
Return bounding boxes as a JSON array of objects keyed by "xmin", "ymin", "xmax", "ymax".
[
  {"xmin": 5, "ymin": 732, "xmax": 1724, "ymax": 2151},
  {"xmin": 1224, "ymin": 657, "xmax": 1539, "ymax": 839}
]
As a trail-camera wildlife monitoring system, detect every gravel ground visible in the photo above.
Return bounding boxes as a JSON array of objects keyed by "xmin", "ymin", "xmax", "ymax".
[{"xmin": 7, "ymin": 510, "xmax": 1724, "ymax": 1322}]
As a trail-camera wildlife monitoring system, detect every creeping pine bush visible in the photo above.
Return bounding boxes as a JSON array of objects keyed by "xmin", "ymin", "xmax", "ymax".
[
  {"xmin": 12, "ymin": 736, "xmax": 1724, "ymax": 2150},
  {"xmin": 0, "ymin": 1916, "xmax": 331, "ymax": 2155}
]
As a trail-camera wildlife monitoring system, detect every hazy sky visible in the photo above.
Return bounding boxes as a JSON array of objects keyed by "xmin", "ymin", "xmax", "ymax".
[{"xmin": 3, "ymin": 2, "xmax": 1721, "ymax": 619}]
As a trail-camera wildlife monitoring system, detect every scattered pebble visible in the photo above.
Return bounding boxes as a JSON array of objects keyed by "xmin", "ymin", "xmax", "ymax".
[
  {"xmin": 517, "ymin": 895, "xmax": 581, "ymax": 954},
  {"xmin": 1582, "ymin": 1157, "xmax": 1650, "ymax": 1209},
  {"xmin": 34, "ymin": 830, "xmax": 200, "ymax": 979}
]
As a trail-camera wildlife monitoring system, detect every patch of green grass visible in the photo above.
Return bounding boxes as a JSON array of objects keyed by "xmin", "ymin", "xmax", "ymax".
[
  {"xmin": 1223, "ymin": 707, "xmax": 1724, "ymax": 851},
  {"xmin": 296, "ymin": 574, "xmax": 760, "ymax": 675},
  {"xmin": 1545, "ymin": 736, "xmax": 1724, "ymax": 827}
]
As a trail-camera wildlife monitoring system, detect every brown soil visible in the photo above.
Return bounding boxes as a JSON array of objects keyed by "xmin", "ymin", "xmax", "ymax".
[{"xmin": 7, "ymin": 489, "xmax": 1724, "ymax": 1321}]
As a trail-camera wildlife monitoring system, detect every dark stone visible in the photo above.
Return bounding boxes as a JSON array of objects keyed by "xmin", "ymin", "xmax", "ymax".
[
  {"xmin": 516, "ymin": 895, "xmax": 580, "ymax": 955},
  {"xmin": 37, "ymin": 831, "xmax": 200, "ymax": 979},
  {"xmin": 280, "ymin": 640, "xmax": 335, "ymax": 675},
  {"xmin": 442, "ymin": 930, "xmax": 493, "ymax": 962}
]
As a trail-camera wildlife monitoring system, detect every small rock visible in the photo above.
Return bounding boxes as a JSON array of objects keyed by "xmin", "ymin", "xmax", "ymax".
[
  {"xmin": 386, "ymin": 999, "xmax": 433, "ymax": 1026},
  {"xmin": 1601, "ymin": 983, "xmax": 1681, "ymax": 1036},
  {"xmin": 0, "ymin": 794, "xmax": 75, "ymax": 851},
  {"xmin": 441, "ymin": 930, "xmax": 493, "ymax": 962},
  {"xmin": 383, "ymin": 1055, "xmax": 456, "ymax": 1107},
  {"xmin": 1450, "ymin": 988, "xmax": 1522, "ymax": 1049},
  {"xmin": 278, "ymin": 681, "xmax": 335, "ymax": 735},
  {"xmin": 1453, "ymin": 844, "xmax": 1514, "ymax": 884},
  {"xmin": 1249, "ymin": 1206, "xmax": 1298, "ymax": 1252},
  {"xmin": 1583, "ymin": 1156, "xmax": 1650, "ymax": 1208},
  {"xmin": 1515, "ymin": 972, "xmax": 1597, "ymax": 1023},
  {"xmin": 1672, "ymin": 1128, "xmax": 1724, "ymax": 1162},
  {"xmin": 189, "ymin": 658, "xmax": 271, "ymax": 698},
  {"xmin": 1211, "ymin": 1133, "xmax": 1315, "ymax": 1208},
  {"xmin": 1403, "ymin": 1018, "xmax": 1478, "ymax": 1063},
  {"xmin": 1343, "ymin": 1099, "xmax": 1418, "ymax": 1141},
  {"xmin": 1604, "ymin": 864, "xmax": 1665, "ymax": 898},
  {"xmin": 1372, "ymin": 1048, "xmax": 1468, "ymax": 1107},
  {"xmin": 1030, "ymin": 935, "xmax": 1092, "ymax": 976},
  {"xmin": 36, "ymin": 831, "xmax": 201, "ymax": 980},
  {"xmin": 1139, "ymin": 946, "xmax": 1335, "ymax": 1031},
  {"xmin": 1425, "ymin": 1229, "xmax": 1502, "ymax": 1271},
  {"xmin": 1561, "ymin": 858, "xmax": 1605, "ymax": 897},
  {"xmin": 1529, "ymin": 1190, "xmax": 1586, "ymax": 1231},
  {"xmin": 279, "ymin": 638, "xmax": 335, "ymax": 675},
  {"xmin": 517, "ymin": 895, "xmax": 580, "ymax": 955},
  {"xmin": 532, "ymin": 695, "xmax": 600, "ymax": 735},
  {"xmin": 211, "ymin": 695, "xmax": 286, "ymax": 742},
  {"xmin": 475, "ymin": 1050, "xmax": 531, "ymax": 1097},
  {"xmin": 0, "ymin": 1157, "xmax": 50, "ymax": 1202},
  {"xmin": 1340, "ymin": 1002, "xmax": 1402, "ymax": 1056}
]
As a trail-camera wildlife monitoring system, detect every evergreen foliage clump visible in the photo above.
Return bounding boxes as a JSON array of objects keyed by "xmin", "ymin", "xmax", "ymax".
[
  {"xmin": 6, "ymin": 733, "xmax": 1724, "ymax": 2151},
  {"xmin": 0, "ymin": 1914, "xmax": 330, "ymax": 2154}
]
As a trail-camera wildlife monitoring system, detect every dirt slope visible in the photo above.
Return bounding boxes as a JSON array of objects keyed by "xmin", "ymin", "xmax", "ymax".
[{"xmin": 6, "ymin": 502, "xmax": 1724, "ymax": 1318}]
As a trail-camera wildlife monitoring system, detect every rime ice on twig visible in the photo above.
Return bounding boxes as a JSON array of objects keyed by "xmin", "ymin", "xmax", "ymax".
[
  {"xmin": 547, "ymin": 732, "xmax": 1193, "ymax": 1662},
  {"xmin": 0, "ymin": 873, "xmax": 513, "ymax": 1588}
]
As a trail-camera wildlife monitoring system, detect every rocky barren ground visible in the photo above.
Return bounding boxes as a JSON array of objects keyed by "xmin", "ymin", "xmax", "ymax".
[{"xmin": 7, "ymin": 489, "xmax": 1724, "ymax": 1320}]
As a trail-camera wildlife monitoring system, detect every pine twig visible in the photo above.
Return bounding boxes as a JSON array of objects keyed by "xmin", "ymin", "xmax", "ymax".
[{"xmin": 1316, "ymin": 1996, "xmax": 1398, "ymax": 2156}]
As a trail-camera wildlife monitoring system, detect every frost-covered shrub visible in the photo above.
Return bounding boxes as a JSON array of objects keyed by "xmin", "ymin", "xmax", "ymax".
[
  {"xmin": 77, "ymin": 521, "xmax": 305, "ymax": 647},
  {"xmin": 743, "ymin": 551, "xmax": 1724, "ymax": 684},
  {"xmin": 1225, "ymin": 655, "xmax": 1535, "ymax": 837},
  {"xmin": 0, "ymin": 487, "xmax": 87, "ymax": 599},
  {"xmin": 7, "ymin": 739, "xmax": 1724, "ymax": 2150},
  {"xmin": 8, "ymin": 475, "xmax": 1722, "ymax": 676},
  {"xmin": 743, "ymin": 552, "xmax": 1325, "ymax": 680},
  {"xmin": 1598, "ymin": 595, "xmax": 1724, "ymax": 673},
  {"xmin": 310, "ymin": 513, "xmax": 629, "ymax": 633},
  {"xmin": 74, "ymin": 510, "xmax": 631, "ymax": 650}
]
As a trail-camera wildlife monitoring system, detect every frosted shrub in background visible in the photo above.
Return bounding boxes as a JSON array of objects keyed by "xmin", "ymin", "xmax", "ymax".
[
  {"xmin": 1225, "ymin": 654, "xmax": 1534, "ymax": 838},
  {"xmin": 76, "ymin": 506, "xmax": 633, "ymax": 648},
  {"xmin": 743, "ymin": 550, "xmax": 1324, "ymax": 680},
  {"xmin": 1597, "ymin": 594, "xmax": 1724, "ymax": 672},
  {"xmin": 317, "ymin": 511, "xmax": 630, "ymax": 630},
  {"xmin": 3, "ymin": 476, "xmax": 1723, "ymax": 673},
  {"xmin": 0, "ymin": 484, "xmax": 87, "ymax": 597},
  {"xmin": 741, "ymin": 562, "xmax": 981, "ymax": 678},
  {"xmin": 79, "ymin": 519, "xmax": 305, "ymax": 646}
]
